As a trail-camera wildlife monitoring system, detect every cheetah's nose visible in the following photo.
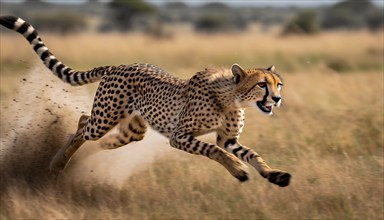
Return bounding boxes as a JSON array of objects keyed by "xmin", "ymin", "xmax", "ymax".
[{"xmin": 272, "ymin": 96, "xmax": 281, "ymax": 103}]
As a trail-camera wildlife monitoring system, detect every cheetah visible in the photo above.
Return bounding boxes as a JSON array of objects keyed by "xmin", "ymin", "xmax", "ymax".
[{"xmin": 0, "ymin": 15, "xmax": 291, "ymax": 187}]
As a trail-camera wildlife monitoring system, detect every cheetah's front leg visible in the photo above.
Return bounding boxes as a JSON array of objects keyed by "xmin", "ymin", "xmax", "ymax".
[
  {"xmin": 218, "ymin": 137, "xmax": 291, "ymax": 187},
  {"xmin": 170, "ymin": 131, "xmax": 249, "ymax": 182}
]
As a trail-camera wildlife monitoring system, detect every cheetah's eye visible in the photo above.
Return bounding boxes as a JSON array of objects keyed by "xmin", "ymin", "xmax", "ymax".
[{"xmin": 257, "ymin": 82, "xmax": 266, "ymax": 88}]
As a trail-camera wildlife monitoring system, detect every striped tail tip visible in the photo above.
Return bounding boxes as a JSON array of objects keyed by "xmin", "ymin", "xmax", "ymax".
[
  {"xmin": 0, "ymin": 15, "xmax": 18, "ymax": 30},
  {"xmin": 0, "ymin": 15, "xmax": 106, "ymax": 86}
]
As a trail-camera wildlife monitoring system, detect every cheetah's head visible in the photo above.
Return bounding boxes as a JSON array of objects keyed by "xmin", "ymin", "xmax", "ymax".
[{"xmin": 232, "ymin": 64, "xmax": 283, "ymax": 115}]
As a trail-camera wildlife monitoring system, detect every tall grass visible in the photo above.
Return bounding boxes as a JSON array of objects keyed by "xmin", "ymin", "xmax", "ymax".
[
  {"xmin": 0, "ymin": 29, "xmax": 382, "ymax": 73},
  {"xmin": 0, "ymin": 29, "xmax": 383, "ymax": 219}
]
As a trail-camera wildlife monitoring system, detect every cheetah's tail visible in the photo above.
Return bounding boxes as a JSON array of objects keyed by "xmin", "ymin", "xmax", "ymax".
[{"xmin": 0, "ymin": 15, "xmax": 111, "ymax": 86}]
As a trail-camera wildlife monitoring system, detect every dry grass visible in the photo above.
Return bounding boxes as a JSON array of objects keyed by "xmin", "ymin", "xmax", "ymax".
[
  {"xmin": 0, "ymin": 29, "xmax": 383, "ymax": 219},
  {"xmin": 1, "ymin": 29, "xmax": 382, "ymax": 72}
]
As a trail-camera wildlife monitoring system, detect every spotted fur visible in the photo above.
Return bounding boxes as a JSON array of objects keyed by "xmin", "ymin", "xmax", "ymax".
[{"xmin": 0, "ymin": 15, "xmax": 291, "ymax": 187}]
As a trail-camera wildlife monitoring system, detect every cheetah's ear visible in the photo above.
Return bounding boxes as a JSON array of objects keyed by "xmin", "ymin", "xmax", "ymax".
[
  {"xmin": 231, "ymin": 64, "xmax": 246, "ymax": 84},
  {"xmin": 267, "ymin": 65, "xmax": 275, "ymax": 72}
]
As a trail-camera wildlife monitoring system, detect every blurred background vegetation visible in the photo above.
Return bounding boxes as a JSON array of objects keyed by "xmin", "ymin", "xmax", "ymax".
[
  {"xmin": 0, "ymin": 0, "xmax": 383, "ymax": 75},
  {"xmin": 0, "ymin": 0, "xmax": 383, "ymax": 35}
]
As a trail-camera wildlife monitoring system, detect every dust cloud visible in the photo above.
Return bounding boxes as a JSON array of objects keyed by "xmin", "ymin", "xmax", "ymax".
[{"xmin": 0, "ymin": 66, "xmax": 171, "ymax": 190}]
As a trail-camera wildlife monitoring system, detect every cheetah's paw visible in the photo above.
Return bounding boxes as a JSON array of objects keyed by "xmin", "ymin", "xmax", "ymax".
[{"xmin": 264, "ymin": 170, "xmax": 291, "ymax": 187}]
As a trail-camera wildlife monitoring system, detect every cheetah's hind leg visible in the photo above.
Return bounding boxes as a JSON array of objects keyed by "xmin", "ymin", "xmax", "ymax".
[
  {"xmin": 49, "ymin": 115, "xmax": 89, "ymax": 174},
  {"xmin": 100, "ymin": 115, "xmax": 147, "ymax": 149}
]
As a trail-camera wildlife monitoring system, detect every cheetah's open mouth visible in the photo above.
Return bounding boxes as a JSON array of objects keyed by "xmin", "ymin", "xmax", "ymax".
[{"xmin": 256, "ymin": 101, "xmax": 273, "ymax": 115}]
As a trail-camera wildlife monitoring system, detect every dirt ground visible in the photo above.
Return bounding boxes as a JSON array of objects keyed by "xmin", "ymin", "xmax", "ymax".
[{"xmin": 0, "ymin": 66, "xmax": 173, "ymax": 191}]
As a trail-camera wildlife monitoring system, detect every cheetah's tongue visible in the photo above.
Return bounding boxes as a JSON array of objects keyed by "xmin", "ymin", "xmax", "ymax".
[{"xmin": 256, "ymin": 101, "xmax": 272, "ymax": 114}]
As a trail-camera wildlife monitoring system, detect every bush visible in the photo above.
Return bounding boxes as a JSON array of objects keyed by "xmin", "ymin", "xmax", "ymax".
[
  {"xmin": 194, "ymin": 15, "xmax": 228, "ymax": 33},
  {"xmin": 366, "ymin": 10, "xmax": 384, "ymax": 31},
  {"xmin": 30, "ymin": 13, "xmax": 87, "ymax": 34},
  {"xmin": 194, "ymin": 14, "xmax": 248, "ymax": 33},
  {"xmin": 322, "ymin": 9, "xmax": 363, "ymax": 29},
  {"xmin": 282, "ymin": 11, "xmax": 320, "ymax": 35},
  {"xmin": 108, "ymin": 0, "xmax": 154, "ymax": 32},
  {"xmin": 322, "ymin": 0, "xmax": 376, "ymax": 30}
]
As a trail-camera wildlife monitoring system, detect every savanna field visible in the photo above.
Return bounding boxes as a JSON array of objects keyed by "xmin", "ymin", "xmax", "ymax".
[{"xmin": 0, "ymin": 26, "xmax": 383, "ymax": 219}]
